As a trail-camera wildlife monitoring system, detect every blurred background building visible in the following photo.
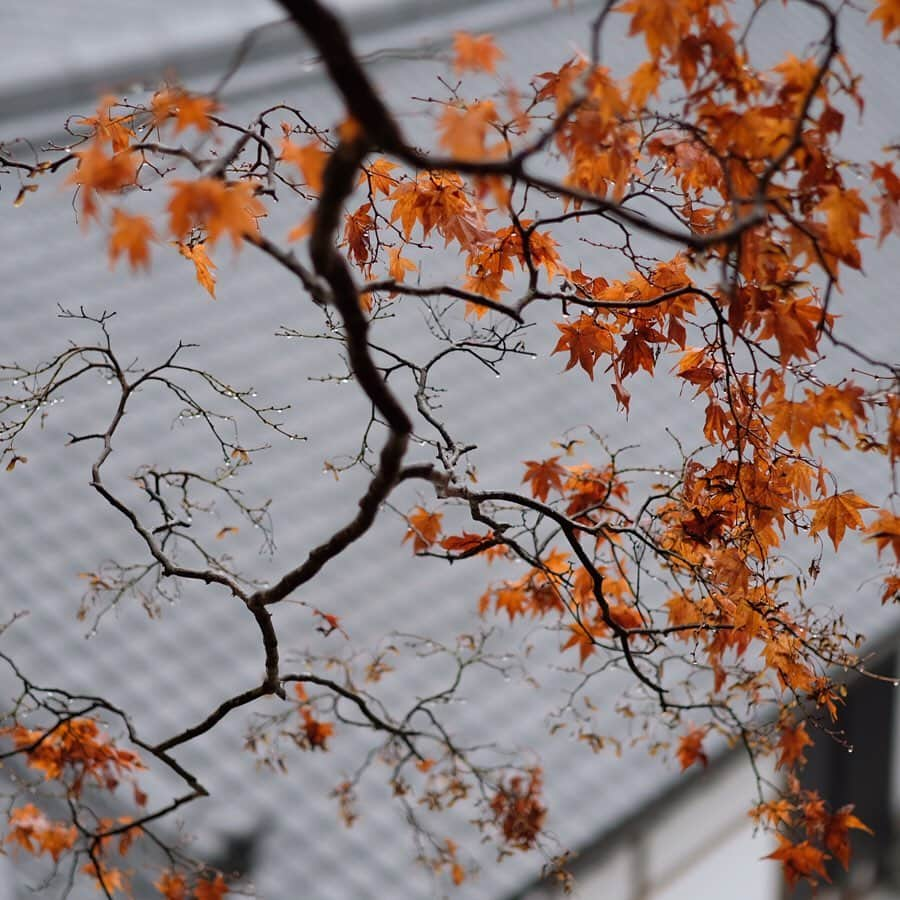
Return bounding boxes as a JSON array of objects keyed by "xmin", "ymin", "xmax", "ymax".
[{"xmin": 2, "ymin": 1, "xmax": 899, "ymax": 898}]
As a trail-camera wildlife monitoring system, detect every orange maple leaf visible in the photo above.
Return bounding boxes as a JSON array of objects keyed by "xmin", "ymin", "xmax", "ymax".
[
  {"xmin": 151, "ymin": 88, "xmax": 217, "ymax": 133},
  {"xmin": 488, "ymin": 583, "xmax": 531, "ymax": 620},
  {"xmin": 881, "ymin": 574, "xmax": 900, "ymax": 605},
  {"xmin": 155, "ymin": 871, "xmax": 188, "ymax": 900},
  {"xmin": 552, "ymin": 315, "xmax": 615, "ymax": 380},
  {"xmin": 82, "ymin": 861, "xmax": 127, "ymax": 893},
  {"xmin": 522, "ymin": 457, "xmax": 567, "ymax": 502},
  {"xmin": 617, "ymin": 0, "xmax": 692, "ymax": 61},
  {"xmin": 609, "ymin": 603, "xmax": 644, "ymax": 630},
  {"xmin": 464, "ymin": 237, "xmax": 516, "ymax": 306},
  {"xmin": 802, "ymin": 790, "xmax": 828, "ymax": 830},
  {"xmin": 108, "ymin": 209, "xmax": 155, "ymax": 271},
  {"xmin": 4, "ymin": 718, "xmax": 144, "ymax": 796},
  {"xmin": 194, "ymin": 874, "xmax": 229, "ymax": 900},
  {"xmin": 617, "ymin": 326, "xmax": 662, "ymax": 378},
  {"xmin": 773, "ymin": 54, "xmax": 821, "ymax": 110},
  {"xmin": 387, "ymin": 245, "xmax": 416, "ymax": 285},
  {"xmin": 79, "ymin": 95, "xmax": 134, "ymax": 153},
  {"xmin": 440, "ymin": 531, "xmax": 496, "ymax": 556},
  {"xmin": 676, "ymin": 726, "xmax": 708, "ymax": 770},
  {"xmin": 628, "ymin": 59, "xmax": 662, "ymax": 107},
  {"xmin": 825, "ymin": 806, "xmax": 873, "ymax": 870},
  {"xmin": 489, "ymin": 769, "xmax": 546, "ymax": 851},
  {"xmin": 889, "ymin": 393, "xmax": 900, "ymax": 463},
  {"xmin": 751, "ymin": 798, "xmax": 795, "ymax": 829},
  {"xmin": 176, "ymin": 241, "xmax": 217, "ymax": 298},
  {"xmin": 776, "ymin": 721, "xmax": 814, "ymax": 770},
  {"xmin": 67, "ymin": 144, "xmax": 139, "ymax": 221},
  {"xmin": 865, "ymin": 509, "xmax": 900, "ymax": 561},
  {"xmin": 452, "ymin": 32, "xmax": 504, "ymax": 74},
  {"xmin": 437, "ymin": 101, "xmax": 498, "ymax": 160},
  {"xmin": 759, "ymin": 297, "xmax": 828, "ymax": 364},
  {"xmin": 665, "ymin": 592, "xmax": 702, "ymax": 637},
  {"xmin": 766, "ymin": 835, "xmax": 830, "ymax": 888},
  {"xmin": 173, "ymin": 95, "xmax": 217, "ymax": 134},
  {"xmin": 403, "ymin": 507, "xmax": 443, "ymax": 552},
  {"xmin": 562, "ymin": 463, "xmax": 627, "ymax": 519},
  {"xmin": 299, "ymin": 707, "xmax": 334, "ymax": 750},
  {"xmin": 520, "ymin": 226, "xmax": 563, "ymax": 279},
  {"xmin": 872, "ymin": 161, "xmax": 900, "ymax": 244},
  {"xmin": 680, "ymin": 507, "xmax": 727, "ymax": 546},
  {"xmin": 5, "ymin": 805, "xmax": 77, "ymax": 862},
  {"xmin": 342, "ymin": 203, "xmax": 373, "ymax": 269},
  {"xmin": 561, "ymin": 619, "xmax": 607, "ymax": 664},
  {"xmin": 168, "ymin": 179, "xmax": 265, "ymax": 249},
  {"xmin": 389, "ymin": 171, "xmax": 492, "ymax": 248},
  {"xmin": 869, "ymin": 0, "xmax": 900, "ymax": 38},
  {"xmin": 808, "ymin": 491, "xmax": 874, "ymax": 550},
  {"xmin": 767, "ymin": 397, "xmax": 819, "ymax": 450},
  {"xmin": 281, "ymin": 139, "xmax": 328, "ymax": 192},
  {"xmin": 816, "ymin": 186, "xmax": 869, "ymax": 269},
  {"xmin": 763, "ymin": 633, "xmax": 815, "ymax": 693},
  {"xmin": 676, "ymin": 346, "xmax": 723, "ymax": 395},
  {"xmin": 358, "ymin": 158, "xmax": 398, "ymax": 196}
]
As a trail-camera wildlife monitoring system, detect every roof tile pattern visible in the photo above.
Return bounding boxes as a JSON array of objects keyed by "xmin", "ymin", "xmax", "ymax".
[{"xmin": 1, "ymin": 2, "xmax": 899, "ymax": 898}]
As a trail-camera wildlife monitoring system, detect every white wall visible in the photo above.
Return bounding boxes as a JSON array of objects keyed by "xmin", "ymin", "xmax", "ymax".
[{"xmin": 558, "ymin": 756, "xmax": 780, "ymax": 900}]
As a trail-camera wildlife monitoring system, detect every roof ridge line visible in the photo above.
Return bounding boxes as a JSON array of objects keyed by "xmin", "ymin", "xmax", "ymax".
[
  {"xmin": 1, "ymin": 0, "xmax": 599, "ymax": 142},
  {"xmin": 0, "ymin": 0, "xmax": 492, "ymax": 128}
]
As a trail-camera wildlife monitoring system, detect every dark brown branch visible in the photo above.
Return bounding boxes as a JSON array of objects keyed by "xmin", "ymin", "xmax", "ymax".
[
  {"xmin": 437, "ymin": 482, "xmax": 669, "ymax": 699},
  {"xmin": 154, "ymin": 683, "xmax": 276, "ymax": 753},
  {"xmin": 282, "ymin": 673, "xmax": 421, "ymax": 751},
  {"xmin": 274, "ymin": 0, "xmax": 404, "ymax": 149},
  {"xmin": 251, "ymin": 100, "xmax": 415, "ymax": 607},
  {"xmin": 361, "ymin": 278, "xmax": 524, "ymax": 322},
  {"xmin": 254, "ymin": 428, "xmax": 408, "ymax": 606},
  {"xmin": 275, "ymin": 0, "xmax": 765, "ymax": 252}
]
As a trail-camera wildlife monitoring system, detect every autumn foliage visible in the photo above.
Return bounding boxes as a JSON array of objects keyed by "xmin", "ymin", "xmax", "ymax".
[{"xmin": 1, "ymin": 0, "xmax": 900, "ymax": 895}]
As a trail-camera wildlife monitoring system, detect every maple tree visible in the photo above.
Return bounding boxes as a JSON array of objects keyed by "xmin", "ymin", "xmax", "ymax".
[{"xmin": 1, "ymin": 0, "xmax": 899, "ymax": 896}]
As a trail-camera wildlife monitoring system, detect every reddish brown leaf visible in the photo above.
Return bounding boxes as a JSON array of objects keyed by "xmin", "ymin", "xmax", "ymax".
[
  {"xmin": 766, "ymin": 836, "xmax": 830, "ymax": 888},
  {"xmin": 522, "ymin": 457, "xmax": 567, "ymax": 502},
  {"xmin": 676, "ymin": 727, "xmax": 708, "ymax": 771},
  {"xmin": 552, "ymin": 315, "xmax": 614, "ymax": 379}
]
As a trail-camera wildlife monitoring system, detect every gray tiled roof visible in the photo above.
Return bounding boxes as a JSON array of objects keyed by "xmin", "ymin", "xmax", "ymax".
[{"xmin": 2, "ymin": 2, "xmax": 899, "ymax": 899}]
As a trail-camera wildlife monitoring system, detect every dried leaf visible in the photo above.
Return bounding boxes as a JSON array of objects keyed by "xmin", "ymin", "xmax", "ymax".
[
  {"xmin": 176, "ymin": 242, "xmax": 217, "ymax": 298},
  {"xmin": 13, "ymin": 184, "xmax": 38, "ymax": 207}
]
